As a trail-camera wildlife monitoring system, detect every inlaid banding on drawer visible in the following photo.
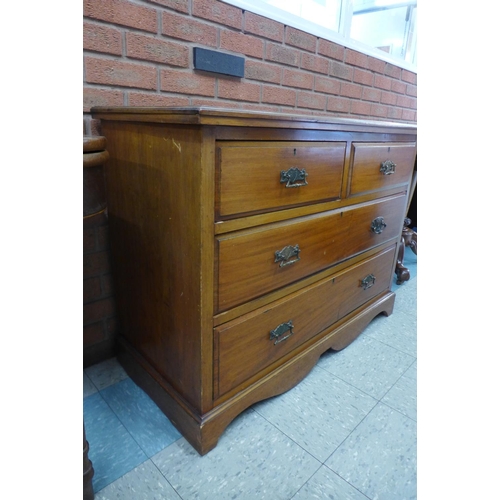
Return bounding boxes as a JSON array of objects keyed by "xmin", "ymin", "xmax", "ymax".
[
  {"xmin": 216, "ymin": 141, "xmax": 346, "ymax": 219},
  {"xmin": 214, "ymin": 244, "xmax": 397, "ymax": 398},
  {"xmin": 215, "ymin": 194, "xmax": 406, "ymax": 312},
  {"xmin": 348, "ymin": 142, "xmax": 416, "ymax": 197}
]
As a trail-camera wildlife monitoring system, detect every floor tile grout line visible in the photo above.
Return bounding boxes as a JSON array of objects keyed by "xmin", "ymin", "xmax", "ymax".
[
  {"xmin": 287, "ymin": 462, "xmax": 330, "ymax": 500},
  {"xmin": 314, "ymin": 361, "xmax": 388, "ymax": 403},
  {"xmin": 83, "ymin": 371, "xmax": 99, "ymax": 397},
  {"xmin": 231, "ymin": 391, "xmax": 413, "ymax": 500},
  {"xmin": 379, "ymin": 400, "xmax": 417, "ymax": 423},
  {"xmin": 377, "ymin": 355, "xmax": 417, "ymax": 423},
  {"xmin": 248, "ymin": 406, "xmax": 325, "ymax": 466},
  {"xmin": 319, "ymin": 339, "xmax": 418, "ymax": 464},
  {"xmin": 328, "ymin": 469, "xmax": 373, "ymax": 500},
  {"xmin": 148, "ymin": 456, "xmax": 186, "ymax": 500},
  {"xmin": 376, "ymin": 356, "xmax": 417, "ymax": 406},
  {"xmin": 321, "ymin": 397, "xmax": 417, "ymax": 485},
  {"xmin": 318, "ymin": 334, "xmax": 416, "ymax": 395},
  {"xmin": 248, "ymin": 363, "xmax": 378, "ymax": 466},
  {"xmin": 319, "ymin": 400, "xmax": 394, "ymax": 498},
  {"xmin": 251, "ymin": 381, "xmax": 381, "ymax": 470},
  {"xmin": 322, "ymin": 397, "xmax": 381, "ymax": 464},
  {"xmin": 362, "ymin": 333, "xmax": 417, "ymax": 358}
]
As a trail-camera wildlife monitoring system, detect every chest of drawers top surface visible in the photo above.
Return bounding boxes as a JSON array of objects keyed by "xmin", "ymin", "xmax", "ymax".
[
  {"xmin": 92, "ymin": 107, "xmax": 416, "ymax": 455},
  {"xmin": 92, "ymin": 106, "xmax": 416, "ymax": 131}
]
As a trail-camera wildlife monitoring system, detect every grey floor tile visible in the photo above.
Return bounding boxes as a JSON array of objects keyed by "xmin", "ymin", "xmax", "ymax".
[
  {"xmin": 101, "ymin": 378, "xmax": 182, "ymax": 457},
  {"xmin": 394, "ymin": 277, "xmax": 417, "ymax": 312},
  {"xmin": 363, "ymin": 310, "xmax": 417, "ymax": 357},
  {"xmin": 292, "ymin": 465, "xmax": 369, "ymax": 500},
  {"xmin": 318, "ymin": 335, "xmax": 415, "ymax": 400},
  {"xmin": 253, "ymin": 365, "xmax": 377, "ymax": 462},
  {"xmin": 326, "ymin": 403, "xmax": 417, "ymax": 500},
  {"xmin": 152, "ymin": 409, "xmax": 321, "ymax": 500},
  {"xmin": 382, "ymin": 360, "xmax": 417, "ymax": 421},
  {"xmin": 84, "ymin": 371, "xmax": 98, "ymax": 398},
  {"xmin": 95, "ymin": 460, "xmax": 181, "ymax": 500},
  {"xmin": 85, "ymin": 357, "xmax": 129, "ymax": 391}
]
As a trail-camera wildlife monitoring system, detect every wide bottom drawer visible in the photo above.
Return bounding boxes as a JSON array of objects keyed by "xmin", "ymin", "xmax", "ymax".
[{"xmin": 214, "ymin": 244, "xmax": 397, "ymax": 398}]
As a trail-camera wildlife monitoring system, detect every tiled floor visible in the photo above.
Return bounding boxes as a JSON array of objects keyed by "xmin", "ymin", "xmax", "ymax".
[{"xmin": 84, "ymin": 250, "xmax": 417, "ymax": 500}]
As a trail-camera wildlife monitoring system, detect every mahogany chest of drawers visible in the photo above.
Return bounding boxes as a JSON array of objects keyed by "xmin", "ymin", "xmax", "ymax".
[{"xmin": 91, "ymin": 107, "xmax": 417, "ymax": 455}]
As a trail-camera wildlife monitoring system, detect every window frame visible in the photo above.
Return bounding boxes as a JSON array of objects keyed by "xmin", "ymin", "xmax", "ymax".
[{"xmin": 220, "ymin": 0, "xmax": 417, "ymax": 72}]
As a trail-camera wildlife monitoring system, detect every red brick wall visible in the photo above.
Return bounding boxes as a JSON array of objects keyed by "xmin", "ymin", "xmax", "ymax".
[
  {"xmin": 83, "ymin": 0, "xmax": 417, "ymax": 133},
  {"xmin": 82, "ymin": 0, "xmax": 417, "ymax": 365}
]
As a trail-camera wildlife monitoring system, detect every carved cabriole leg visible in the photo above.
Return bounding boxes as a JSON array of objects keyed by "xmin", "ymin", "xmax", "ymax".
[
  {"xmin": 405, "ymin": 228, "xmax": 417, "ymax": 255},
  {"xmin": 395, "ymin": 218, "xmax": 417, "ymax": 284},
  {"xmin": 395, "ymin": 235, "xmax": 410, "ymax": 285},
  {"xmin": 118, "ymin": 292, "xmax": 395, "ymax": 456}
]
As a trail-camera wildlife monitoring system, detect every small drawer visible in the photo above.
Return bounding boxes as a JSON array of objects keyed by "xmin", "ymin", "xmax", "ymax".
[
  {"xmin": 216, "ymin": 193, "xmax": 406, "ymax": 312},
  {"xmin": 348, "ymin": 142, "xmax": 416, "ymax": 197},
  {"xmin": 216, "ymin": 141, "xmax": 346, "ymax": 219},
  {"xmin": 214, "ymin": 244, "xmax": 397, "ymax": 397}
]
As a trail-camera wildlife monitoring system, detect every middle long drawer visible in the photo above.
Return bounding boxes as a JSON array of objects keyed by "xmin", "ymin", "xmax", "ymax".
[{"xmin": 215, "ymin": 193, "xmax": 406, "ymax": 312}]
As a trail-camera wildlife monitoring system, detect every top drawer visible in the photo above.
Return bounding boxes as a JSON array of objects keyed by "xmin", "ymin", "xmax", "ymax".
[
  {"xmin": 348, "ymin": 142, "xmax": 416, "ymax": 197},
  {"xmin": 216, "ymin": 141, "xmax": 346, "ymax": 219}
]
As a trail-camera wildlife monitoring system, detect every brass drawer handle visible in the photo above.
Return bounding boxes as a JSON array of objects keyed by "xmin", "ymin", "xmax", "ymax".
[
  {"xmin": 371, "ymin": 217, "xmax": 387, "ymax": 234},
  {"xmin": 275, "ymin": 244, "xmax": 301, "ymax": 267},
  {"xmin": 380, "ymin": 160, "xmax": 396, "ymax": 175},
  {"xmin": 280, "ymin": 167, "xmax": 308, "ymax": 188},
  {"xmin": 270, "ymin": 320, "xmax": 294, "ymax": 345},
  {"xmin": 360, "ymin": 274, "xmax": 376, "ymax": 290}
]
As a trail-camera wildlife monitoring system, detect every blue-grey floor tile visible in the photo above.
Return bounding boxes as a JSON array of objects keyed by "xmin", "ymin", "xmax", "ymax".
[
  {"xmin": 84, "ymin": 371, "xmax": 98, "ymax": 398},
  {"xmin": 95, "ymin": 460, "xmax": 181, "ymax": 500},
  {"xmin": 101, "ymin": 378, "xmax": 182, "ymax": 457},
  {"xmin": 84, "ymin": 392, "xmax": 148, "ymax": 492},
  {"xmin": 382, "ymin": 360, "xmax": 417, "ymax": 421},
  {"xmin": 326, "ymin": 402, "xmax": 417, "ymax": 500},
  {"xmin": 253, "ymin": 365, "xmax": 377, "ymax": 462},
  {"xmin": 317, "ymin": 335, "xmax": 415, "ymax": 400},
  {"xmin": 292, "ymin": 465, "xmax": 370, "ymax": 500},
  {"xmin": 152, "ymin": 409, "xmax": 321, "ymax": 500},
  {"xmin": 84, "ymin": 357, "xmax": 129, "ymax": 391}
]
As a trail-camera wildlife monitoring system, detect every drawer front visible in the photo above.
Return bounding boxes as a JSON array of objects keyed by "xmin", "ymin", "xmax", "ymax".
[
  {"xmin": 216, "ymin": 141, "xmax": 346, "ymax": 218},
  {"xmin": 215, "ymin": 244, "xmax": 397, "ymax": 397},
  {"xmin": 216, "ymin": 193, "xmax": 406, "ymax": 312},
  {"xmin": 348, "ymin": 142, "xmax": 416, "ymax": 197}
]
